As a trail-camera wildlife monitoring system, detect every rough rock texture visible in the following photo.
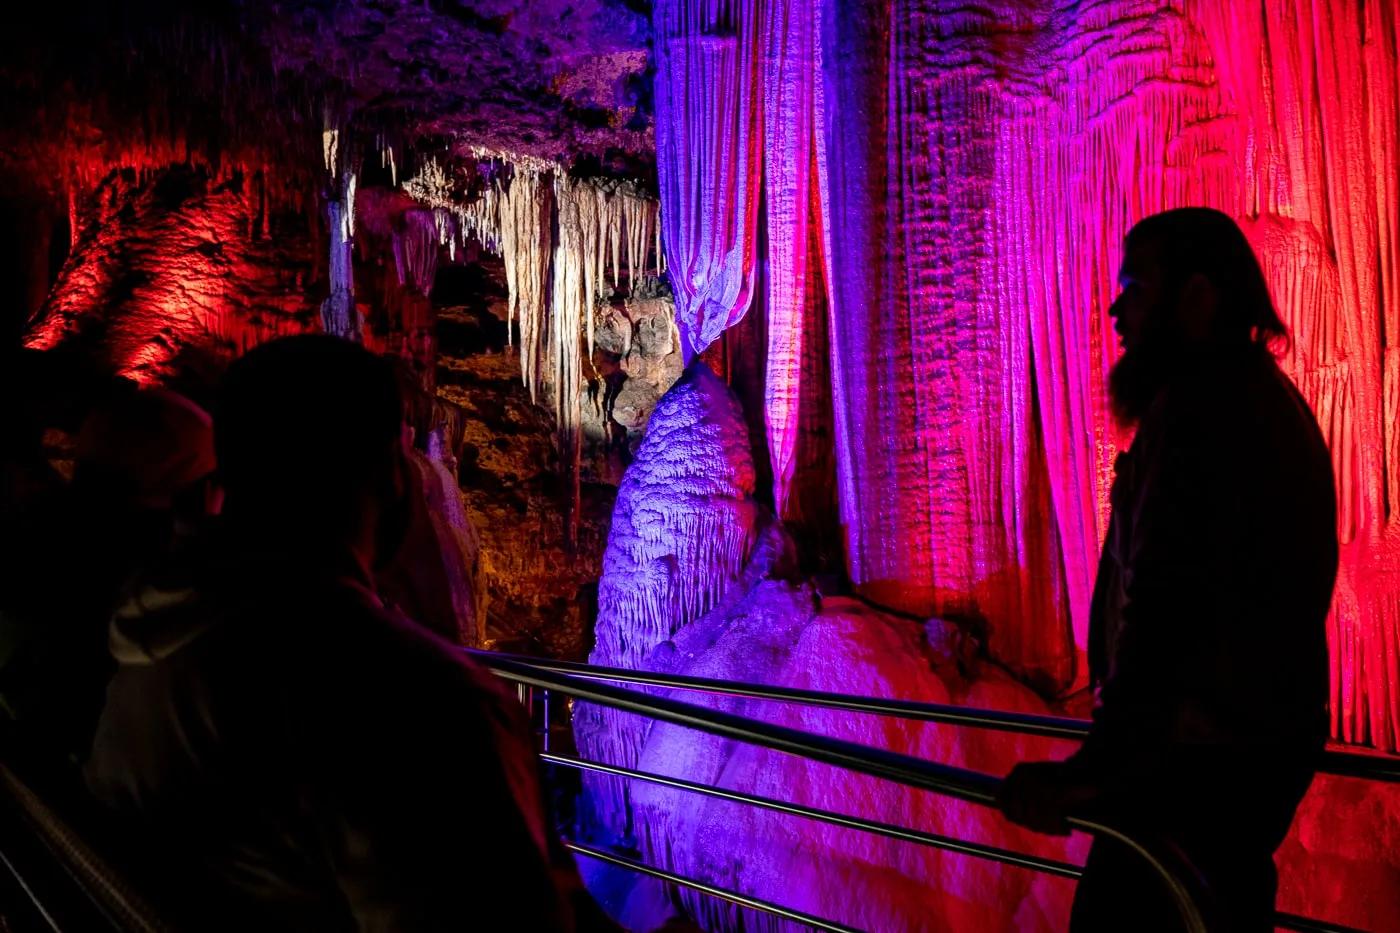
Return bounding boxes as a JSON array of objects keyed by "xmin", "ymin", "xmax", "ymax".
[
  {"xmin": 588, "ymin": 576, "xmax": 1400, "ymax": 933},
  {"xmin": 620, "ymin": 584, "xmax": 1087, "ymax": 933},
  {"xmin": 1279, "ymin": 774, "xmax": 1400, "ymax": 932},
  {"xmin": 587, "ymin": 281, "xmax": 686, "ymax": 482},
  {"xmin": 435, "ymin": 258, "xmax": 682, "ymax": 658},
  {"xmin": 261, "ymin": 0, "xmax": 654, "ymax": 166},
  {"xmin": 808, "ymin": 0, "xmax": 1400, "ymax": 737},
  {"xmin": 437, "ymin": 309, "xmax": 611, "ymax": 659},
  {"xmin": 25, "ymin": 167, "xmax": 319, "ymax": 383}
]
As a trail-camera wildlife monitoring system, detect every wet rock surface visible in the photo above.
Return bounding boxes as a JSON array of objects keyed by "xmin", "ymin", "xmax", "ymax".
[{"xmin": 434, "ymin": 257, "xmax": 680, "ymax": 659}]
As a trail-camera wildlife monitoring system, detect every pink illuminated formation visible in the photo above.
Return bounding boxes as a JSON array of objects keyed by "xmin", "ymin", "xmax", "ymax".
[
  {"xmin": 672, "ymin": 0, "xmax": 1400, "ymax": 740},
  {"xmin": 584, "ymin": 356, "xmax": 1400, "ymax": 933}
]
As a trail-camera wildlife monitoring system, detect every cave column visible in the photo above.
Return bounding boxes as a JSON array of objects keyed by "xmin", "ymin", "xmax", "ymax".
[{"xmin": 321, "ymin": 154, "xmax": 361, "ymax": 341}]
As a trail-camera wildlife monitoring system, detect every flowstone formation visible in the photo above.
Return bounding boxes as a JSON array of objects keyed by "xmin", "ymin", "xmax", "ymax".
[
  {"xmin": 574, "ymin": 362, "xmax": 1088, "ymax": 931},
  {"xmin": 646, "ymin": 0, "xmax": 1400, "ymax": 749},
  {"xmin": 578, "ymin": 348, "xmax": 1400, "ymax": 933},
  {"xmin": 26, "ymin": 167, "xmax": 319, "ymax": 384}
]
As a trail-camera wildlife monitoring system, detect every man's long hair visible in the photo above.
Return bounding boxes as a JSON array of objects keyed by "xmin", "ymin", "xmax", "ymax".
[{"xmin": 1109, "ymin": 207, "xmax": 1290, "ymax": 426}]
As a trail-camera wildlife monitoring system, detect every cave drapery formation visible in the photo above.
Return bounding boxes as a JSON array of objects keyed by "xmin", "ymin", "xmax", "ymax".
[{"xmin": 648, "ymin": 0, "xmax": 1400, "ymax": 746}]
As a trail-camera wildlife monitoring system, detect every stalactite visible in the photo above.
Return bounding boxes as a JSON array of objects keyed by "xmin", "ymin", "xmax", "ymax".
[
  {"xmin": 398, "ymin": 159, "xmax": 659, "ymax": 546},
  {"xmin": 322, "ymin": 129, "xmax": 338, "ymax": 177},
  {"xmin": 576, "ymin": 182, "xmax": 602, "ymax": 360},
  {"xmin": 761, "ymin": 0, "xmax": 819, "ymax": 519},
  {"xmin": 392, "ymin": 209, "xmax": 441, "ymax": 299},
  {"xmin": 553, "ymin": 177, "xmax": 588, "ymax": 548},
  {"xmin": 498, "ymin": 170, "xmax": 553, "ymax": 400}
]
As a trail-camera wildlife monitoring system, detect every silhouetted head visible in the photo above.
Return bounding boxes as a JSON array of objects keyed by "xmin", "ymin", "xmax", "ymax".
[
  {"xmin": 1108, "ymin": 207, "xmax": 1288, "ymax": 425},
  {"xmin": 216, "ymin": 335, "xmax": 411, "ymax": 570},
  {"xmin": 75, "ymin": 388, "xmax": 217, "ymax": 513}
]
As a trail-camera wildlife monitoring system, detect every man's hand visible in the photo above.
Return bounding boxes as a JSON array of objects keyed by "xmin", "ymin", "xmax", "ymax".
[{"xmin": 996, "ymin": 761, "xmax": 1102, "ymax": 836}]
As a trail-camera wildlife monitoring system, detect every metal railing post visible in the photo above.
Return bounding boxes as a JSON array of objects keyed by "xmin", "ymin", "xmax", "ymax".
[{"xmin": 541, "ymin": 689, "xmax": 551, "ymax": 752}]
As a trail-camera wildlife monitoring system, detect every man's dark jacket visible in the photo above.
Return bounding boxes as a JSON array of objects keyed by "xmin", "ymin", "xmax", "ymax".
[{"xmin": 1076, "ymin": 347, "xmax": 1338, "ymax": 775}]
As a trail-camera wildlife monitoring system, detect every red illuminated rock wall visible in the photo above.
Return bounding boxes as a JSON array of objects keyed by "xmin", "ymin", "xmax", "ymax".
[
  {"xmin": 813, "ymin": 0, "xmax": 1400, "ymax": 740},
  {"xmin": 25, "ymin": 166, "xmax": 320, "ymax": 384}
]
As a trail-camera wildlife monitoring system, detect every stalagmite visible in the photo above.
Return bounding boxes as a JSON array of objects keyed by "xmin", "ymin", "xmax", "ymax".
[{"xmin": 576, "ymin": 361, "xmax": 761, "ymax": 830}]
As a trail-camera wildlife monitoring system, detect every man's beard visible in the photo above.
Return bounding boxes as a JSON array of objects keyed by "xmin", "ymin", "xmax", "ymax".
[{"xmin": 1109, "ymin": 335, "xmax": 1177, "ymax": 428}]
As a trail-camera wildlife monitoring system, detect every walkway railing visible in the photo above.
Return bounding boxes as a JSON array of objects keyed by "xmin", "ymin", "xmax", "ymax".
[
  {"xmin": 474, "ymin": 651, "xmax": 1400, "ymax": 785},
  {"xmin": 473, "ymin": 650, "xmax": 1382, "ymax": 933},
  {"xmin": 0, "ymin": 762, "xmax": 172, "ymax": 933}
]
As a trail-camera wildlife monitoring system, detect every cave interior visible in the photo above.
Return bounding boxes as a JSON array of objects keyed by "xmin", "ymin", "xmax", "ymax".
[{"xmin": 2, "ymin": 0, "xmax": 1400, "ymax": 930}]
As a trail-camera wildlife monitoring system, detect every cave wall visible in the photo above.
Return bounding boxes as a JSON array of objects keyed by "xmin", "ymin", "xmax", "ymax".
[
  {"xmin": 821, "ymin": 0, "xmax": 1400, "ymax": 744},
  {"xmin": 662, "ymin": 0, "xmax": 1400, "ymax": 739},
  {"xmin": 25, "ymin": 166, "xmax": 321, "ymax": 384}
]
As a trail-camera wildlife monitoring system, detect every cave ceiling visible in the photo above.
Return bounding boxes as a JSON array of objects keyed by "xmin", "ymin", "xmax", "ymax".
[{"xmin": 0, "ymin": 0, "xmax": 655, "ymax": 199}]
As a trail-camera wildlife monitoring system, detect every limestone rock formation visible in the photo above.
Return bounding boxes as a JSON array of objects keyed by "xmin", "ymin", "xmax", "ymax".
[
  {"xmin": 577, "ymin": 347, "xmax": 1400, "ymax": 932},
  {"xmin": 26, "ymin": 167, "xmax": 319, "ymax": 384},
  {"xmin": 621, "ymin": 583, "xmax": 1087, "ymax": 933},
  {"xmin": 435, "ymin": 259, "xmax": 683, "ymax": 658}
]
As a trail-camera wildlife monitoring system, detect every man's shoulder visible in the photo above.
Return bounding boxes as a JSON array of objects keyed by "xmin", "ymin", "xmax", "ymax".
[
  {"xmin": 1145, "ymin": 354, "xmax": 1281, "ymax": 436},
  {"xmin": 294, "ymin": 584, "xmax": 518, "ymax": 717}
]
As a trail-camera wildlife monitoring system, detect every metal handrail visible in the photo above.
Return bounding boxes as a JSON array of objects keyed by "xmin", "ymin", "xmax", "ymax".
[
  {"xmin": 483, "ymin": 654, "xmax": 1215, "ymax": 933},
  {"xmin": 542, "ymin": 751, "xmax": 1082, "ymax": 879},
  {"xmin": 0, "ymin": 763, "xmax": 173, "ymax": 933},
  {"xmin": 470, "ymin": 650, "xmax": 1400, "ymax": 784},
  {"xmin": 564, "ymin": 840, "xmax": 864, "ymax": 933}
]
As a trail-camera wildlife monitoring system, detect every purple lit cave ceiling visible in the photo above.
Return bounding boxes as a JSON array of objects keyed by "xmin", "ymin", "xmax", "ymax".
[{"xmin": 6, "ymin": 0, "xmax": 1400, "ymax": 929}]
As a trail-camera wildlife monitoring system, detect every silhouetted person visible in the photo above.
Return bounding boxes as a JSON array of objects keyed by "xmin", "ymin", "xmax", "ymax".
[
  {"xmin": 998, "ymin": 208, "xmax": 1337, "ymax": 933},
  {"xmin": 0, "ymin": 349, "xmax": 65, "ymax": 526},
  {"xmin": 86, "ymin": 335, "xmax": 622, "ymax": 933},
  {"xmin": 0, "ymin": 387, "xmax": 216, "ymax": 766}
]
